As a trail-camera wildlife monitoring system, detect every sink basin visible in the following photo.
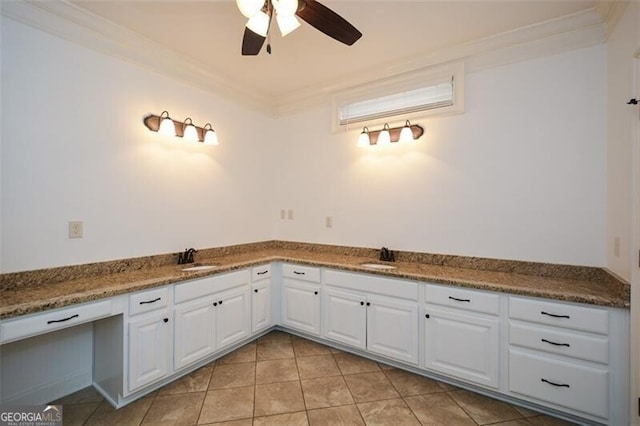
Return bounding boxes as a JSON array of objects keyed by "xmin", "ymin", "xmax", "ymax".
[
  {"xmin": 360, "ymin": 263, "xmax": 397, "ymax": 270},
  {"xmin": 181, "ymin": 265, "xmax": 217, "ymax": 272}
]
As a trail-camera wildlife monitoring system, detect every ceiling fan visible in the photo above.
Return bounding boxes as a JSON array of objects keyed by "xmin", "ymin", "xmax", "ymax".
[{"xmin": 237, "ymin": 0, "xmax": 362, "ymax": 55}]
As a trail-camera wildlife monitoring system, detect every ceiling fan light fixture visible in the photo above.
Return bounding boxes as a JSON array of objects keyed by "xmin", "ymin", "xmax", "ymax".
[
  {"xmin": 246, "ymin": 10, "xmax": 270, "ymax": 37},
  {"xmin": 236, "ymin": 0, "xmax": 265, "ymax": 18},
  {"xmin": 276, "ymin": 13, "xmax": 300, "ymax": 37}
]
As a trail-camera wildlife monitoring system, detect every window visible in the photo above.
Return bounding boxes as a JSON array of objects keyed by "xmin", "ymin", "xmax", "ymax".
[{"xmin": 332, "ymin": 62, "xmax": 464, "ymax": 131}]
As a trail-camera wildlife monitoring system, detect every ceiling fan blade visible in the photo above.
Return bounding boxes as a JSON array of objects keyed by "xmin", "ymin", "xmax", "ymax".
[
  {"xmin": 296, "ymin": 0, "xmax": 362, "ymax": 46},
  {"xmin": 242, "ymin": 27, "xmax": 266, "ymax": 55}
]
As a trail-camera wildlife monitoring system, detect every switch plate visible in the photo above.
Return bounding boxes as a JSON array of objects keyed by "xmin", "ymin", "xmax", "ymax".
[
  {"xmin": 68, "ymin": 221, "xmax": 83, "ymax": 239},
  {"xmin": 326, "ymin": 216, "xmax": 333, "ymax": 228}
]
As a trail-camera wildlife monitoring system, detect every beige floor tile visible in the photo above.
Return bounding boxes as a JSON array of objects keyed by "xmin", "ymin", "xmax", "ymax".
[
  {"xmin": 384, "ymin": 368, "xmax": 445, "ymax": 396},
  {"xmin": 343, "ymin": 372, "xmax": 399, "ymax": 403},
  {"xmin": 333, "ymin": 352, "xmax": 381, "ymax": 375},
  {"xmin": 85, "ymin": 397, "xmax": 153, "ymax": 426},
  {"xmin": 300, "ymin": 376, "xmax": 354, "ymax": 409},
  {"xmin": 449, "ymin": 389, "xmax": 522, "ymax": 425},
  {"xmin": 254, "ymin": 381, "xmax": 306, "ymax": 417},
  {"xmin": 142, "ymin": 392, "xmax": 205, "ymax": 425},
  {"xmin": 357, "ymin": 398, "xmax": 421, "ymax": 426},
  {"xmin": 216, "ymin": 343, "xmax": 256, "ymax": 365},
  {"xmin": 377, "ymin": 362, "xmax": 395, "ymax": 370},
  {"xmin": 258, "ymin": 330, "xmax": 292, "ymax": 343},
  {"xmin": 405, "ymin": 393, "xmax": 476, "ymax": 426},
  {"xmin": 296, "ymin": 355, "xmax": 341, "ymax": 379},
  {"xmin": 257, "ymin": 341, "xmax": 295, "ymax": 360},
  {"xmin": 307, "ymin": 405, "xmax": 365, "ymax": 426},
  {"xmin": 527, "ymin": 415, "xmax": 579, "ymax": 425},
  {"xmin": 52, "ymin": 386, "xmax": 104, "ymax": 405},
  {"xmin": 209, "ymin": 363, "xmax": 255, "ymax": 389},
  {"xmin": 490, "ymin": 420, "xmax": 536, "ymax": 426},
  {"xmin": 513, "ymin": 406, "xmax": 542, "ymax": 418},
  {"xmin": 256, "ymin": 358, "xmax": 299, "ymax": 384},
  {"xmin": 253, "ymin": 411, "xmax": 309, "ymax": 426},
  {"xmin": 198, "ymin": 387, "xmax": 254, "ymax": 424},
  {"xmin": 292, "ymin": 338, "xmax": 333, "ymax": 357},
  {"xmin": 159, "ymin": 365, "xmax": 214, "ymax": 395},
  {"xmin": 59, "ymin": 402, "xmax": 101, "ymax": 426}
]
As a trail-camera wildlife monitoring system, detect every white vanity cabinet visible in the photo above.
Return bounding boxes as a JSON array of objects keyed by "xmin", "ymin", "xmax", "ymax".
[
  {"xmin": 423, "ymin": 284, "xmax": 501, "ymax": 389},
  {"xmin": 281, "ymin": 264, "xmax": 321, "ymax": 335},
  {"xmin": 251, "ymin": 264, "xmax": 272, "ymax": 333},
  {"xmin": 507, "ymin": 296, "xmax": 627, "ymax": 425},
  {"xmin": 127, "ymin": 286, "xmax": 172, "ymax": 393},
  {"xmin": 323, "ymin": 270, "xmax": 419, "ymax": 365},
  {"xmin": 173, "ymin": 270, "xmax": 251, "ymax": 371}
]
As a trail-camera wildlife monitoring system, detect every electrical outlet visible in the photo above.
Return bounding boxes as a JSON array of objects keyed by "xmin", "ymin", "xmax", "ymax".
[
  {"xmin": 68, "ymin": 221, "xmax": 83, "ymax": 239},
  {"xmin": 287, "ymin": 209, "xmax": 294, "ymax": 220},
  {"xmin": 326, "ymin": 216, "xmax": 333, "ymax": 228}
]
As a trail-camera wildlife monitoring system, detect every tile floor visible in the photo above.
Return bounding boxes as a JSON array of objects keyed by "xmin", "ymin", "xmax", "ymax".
[{"xmin": 52, "ymin": 331, "xmax": 577, "ymax": 425}]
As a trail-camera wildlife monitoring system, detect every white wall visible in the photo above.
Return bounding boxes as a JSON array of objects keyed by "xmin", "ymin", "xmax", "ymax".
[
  {"xmin": 606, "ymin": 2, "xmax": 638, "ymax": 283},
  {"xmin": 1, "ymin": 18, "xmax": 277, "ymax": 273},
  {"xmin": 273, "ymin": 46, "xmax": 607, "ymax": 267}
]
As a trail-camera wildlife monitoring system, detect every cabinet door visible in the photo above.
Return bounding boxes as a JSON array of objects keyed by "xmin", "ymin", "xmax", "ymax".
[
  {"xmin": 323, "ymin": 288, "xmax": 366, "ymax": 349},
  {"xmin": 128, "ymin": 312, "xmax": 171, "ymax": 392},
  {"xmin": 281, "ymin": 279, "xmax": 321, "ymax": 335},
  {"xmin": 367, "ymin": 295, "xmax": 419, "ymax": 365},
  {"xmin": 174, "ymin": 298, "xmax": 216, "ymax": 370},
  {"xmin": 216, "ymin": 286, "xmax": 251, "ymax": 349},
  {"xmin": 424, "ymin": 306, "xmax": 499, "ymax": 388},
  {"xmin": 252, "ymin": 281, "xmax": 272, "ymax": 333}
]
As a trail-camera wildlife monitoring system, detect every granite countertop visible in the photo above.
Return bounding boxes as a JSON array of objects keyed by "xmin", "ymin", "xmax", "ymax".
[{"xmin": 0, "ymin": 245, "xmax": 630, "ymax": 320}]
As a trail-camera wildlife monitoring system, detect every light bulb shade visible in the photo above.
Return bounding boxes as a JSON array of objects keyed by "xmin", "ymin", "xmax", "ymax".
[
  {"xmin": 236, "ymin": 0, "xmax": 264, "ymax": 18},
  {"xmin": 399, "ymin": 121, "xmax": 414, "ymax": 143},
  {"xmin": 272, "ymin": 0, "xmax": 298, "ymax": 15},
  {"xmin": 357, "ymin": 128, "xmax": 370, "ymax": 147},
  {"xmin": 246, "ymin": 11, "xmax": 270, "ymax": 37},
  {"xmin": 377, "ymin": 124, "xmax": 391, "ymax": 145},
  {"xmin": 158, "ymin": 112, "xmax": 176, "ymax": 137},
  {"xmin": 276, "ymin": 13, "xmax": 300, "ymax": 36},
  {"xmin": 183, "ymin": 118, "xmax": 199, "ymax": 142},
  {"xmin": 203, "ymin": 123, "xmax": 219, "ymax": 146}
]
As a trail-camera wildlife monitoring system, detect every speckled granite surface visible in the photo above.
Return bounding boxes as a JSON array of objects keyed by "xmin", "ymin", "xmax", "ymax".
[{"xmin": 0, "ymin": 241, "xmax": 630, "ymax": 320}]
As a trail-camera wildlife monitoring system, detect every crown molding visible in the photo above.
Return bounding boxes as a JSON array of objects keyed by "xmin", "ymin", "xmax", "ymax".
[
  {"xmin": 2, "ymin": 1, "xmax": 606, "ymax": 118},
  {"xmin": 0, "ymin": 0, "xmax": 275, "ymax": 115},
  {"xmin": 272, "ymin": 8, "xmax": 606, "ymax": 116}
]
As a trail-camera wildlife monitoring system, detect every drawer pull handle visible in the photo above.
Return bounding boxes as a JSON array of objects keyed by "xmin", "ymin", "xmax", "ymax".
[
  {"xmin": 139, "ymin": 297, "xmax": 161, "ymax": 305},
  {"xmin": 541, "ymin": 311, "xmax": 570, "ymax": 319},
  {"xmin": 448, "ymin": 296, "xmax": 471, "ymax": 302},
  {"xmin": 293, "ymin": 271, "xmax": 306, "ymax": 275},
  {"xmin": 257, "ymin": 270, "xmax": 269, "ymax": 275},
  {"xmin": 47, "ymin": 314, "xmax": 79, "ymax": 324},
  {"xmin": 541, "ymin": 338, "xmax": 570, "ymax": 347},
  {"xmin": 541, "ymin": 378, "xmax": 570, "ymax": 388}
]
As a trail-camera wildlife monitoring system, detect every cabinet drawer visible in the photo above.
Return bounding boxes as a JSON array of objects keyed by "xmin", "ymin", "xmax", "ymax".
[
  {"xmin": 251, "ymin": 264, "xmax": 271, "ymax": 281},
  {"xmin": 509, "ymin": 297, "xmax": 608, "ymax": 335},
  {"xmin": 325, "ymin": 269, "xmax": 418, "ymax": 301},
  {"xmin": 509, "ymin": 323, "xmax": 608, "ymax": 364},
  {"xmin": 1, "ymin": 299, "xmax": 114, "ymax": 343},
  {"xmin": 175, "ymin": 270, "xmax": 250, "ymax": 304},
  {"xmin": 282, "ymin": 264, "xmax": 320, "ymax": 282},
  {"xmin": 425, "ymin": 284, "xmax": 500, "ymax": 315},
  {"xmin": 129, "ymin": 287, "xmax": 170, "ymax": 316},
  {"xmin": 509, "ymin": 349, "xmax": 608, "ymax": 419}
]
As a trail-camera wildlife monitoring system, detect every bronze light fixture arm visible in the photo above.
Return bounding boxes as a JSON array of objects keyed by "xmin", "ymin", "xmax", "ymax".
[{"xmin": 143, "ymin": 112, "xmax": 214, "ymax": 143}]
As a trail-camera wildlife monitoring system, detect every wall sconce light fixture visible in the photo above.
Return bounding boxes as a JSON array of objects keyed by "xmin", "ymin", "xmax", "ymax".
[
  {"xmin": 143, "ymin": 111, "xmax": 218, "ymax": 145},
  {"xmin": 358, "ymin": 120, "xmax": 424, "ymax": 146}
]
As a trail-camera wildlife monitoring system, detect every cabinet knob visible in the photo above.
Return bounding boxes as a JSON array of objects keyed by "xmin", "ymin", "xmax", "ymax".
[
  {"xmin": 213, "ymin": 302, "xmax": 218, "ymax": 306},
  {"xmin": 314, "ymin": 291, "xmax": 318, "ymax": 295},
  {"xmin": 366, "ymin": 302, "xmax": 371, "ymax": 306},
  {"xmin": 219, "ymin": 300, "xmax": 223, "ymax": 305},
  {"xmin": 254, "ymin": 289, "xmax": 259, "ymax": 293},
  {"xmin": 425, "ymin": 314, "xmax": 430, "ymax": 319},
  {"xmin": 163, "ymin": 318, "xmax": 169, "ymax": 323},
  {"xmin": 360, "ymin": 301, "xmax": 364, "ymax": 306}
]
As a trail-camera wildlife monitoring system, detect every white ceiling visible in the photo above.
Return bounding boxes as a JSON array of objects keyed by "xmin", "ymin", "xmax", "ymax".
[{"xmin": 6, "ymin": 0, "xmax": 617, "ymax": 113}]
